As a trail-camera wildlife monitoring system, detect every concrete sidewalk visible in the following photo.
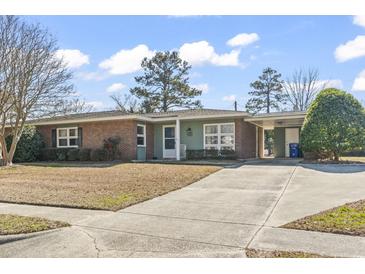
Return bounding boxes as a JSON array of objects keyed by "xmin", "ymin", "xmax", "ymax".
[{"xmin": 1, "ymin": 161, "xmax": 365, "ymax": 257}]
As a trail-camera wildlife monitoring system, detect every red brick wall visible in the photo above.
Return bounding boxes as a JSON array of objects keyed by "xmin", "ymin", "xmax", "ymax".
[
  {"xmin": 36, "ymin": 119, "xmax": 139, "ymax": 161},
  {"xmin": 235, "ymin": 119, "xmax": 257, "ymax": 159},
  {"xmin": 145, "ymin": 123, "xmax": 154, "ymax": 160}
]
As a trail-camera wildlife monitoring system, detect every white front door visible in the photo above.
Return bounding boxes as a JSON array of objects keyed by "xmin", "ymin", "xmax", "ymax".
[
  {"xmin": 285, "ymin": 128, "xmax": 299, "ymax": 157},
  {"xmin": 163, "ymin": 125, "xmax": 176, "ymax": 158}
]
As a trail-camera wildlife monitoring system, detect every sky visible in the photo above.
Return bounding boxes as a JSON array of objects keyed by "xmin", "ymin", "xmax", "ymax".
[{"xmin": 25, "ymin": 15, "xmax": 365, "ymax": 111}]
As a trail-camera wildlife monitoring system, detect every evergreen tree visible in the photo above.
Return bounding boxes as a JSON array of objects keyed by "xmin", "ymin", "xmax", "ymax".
[
  {"xmin": 130, "ymin": 51, "xmax": 202, "ymax": 112},
  {"xmin": 245, "ymin": 67, "xmax": 285, "ymax": 113}
]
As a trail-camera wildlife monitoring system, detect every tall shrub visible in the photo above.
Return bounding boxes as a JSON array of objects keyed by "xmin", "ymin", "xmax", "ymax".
[
  {"xmin": 300, "ymin": 88, "xmax": 365, "ymax": 160},
  {"xmin": 6, "ymin": 125, "xmax": 44, "ymax": 162}
]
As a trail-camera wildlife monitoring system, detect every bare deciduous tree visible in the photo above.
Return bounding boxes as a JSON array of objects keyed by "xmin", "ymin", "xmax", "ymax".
[
  {"xmin": 110, "ymin": 93, "xmax": 141, "ymax": 113},
  {"xmin": 283, "ymin": 68, "xmax": 323, "ymax": 111},
  {"xmin": 0, "ymin": 16, "xmax": 75, "ymax": 165}
]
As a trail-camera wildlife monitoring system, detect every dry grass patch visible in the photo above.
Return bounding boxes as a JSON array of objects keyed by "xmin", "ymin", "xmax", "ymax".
[
  {"xmin": 0, "ymin": 163, "xmax": 220, "ymax": 210},
  {"xmin": 0, "ymin": 214, "xmax": 68, "ymax": 235},
  {"xmin": 246, "ymin": 249, "xmax": 330, "ymax": 258},
  {"xmin": 282, "ymin": 200, "xmax": 365, "ymax": 237},
  {"xmin": 340, "ymin": 157, "xmax": 365, "ymax": 164}
]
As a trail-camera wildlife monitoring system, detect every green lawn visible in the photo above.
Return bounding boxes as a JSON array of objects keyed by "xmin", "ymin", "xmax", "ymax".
[
  {"xmin": 282, "ymin": 199, "xmax": 365, "ymax": 237},
  {"xmin": 0, "ymin": 214, "xmax": 69, "ymax": 235}
]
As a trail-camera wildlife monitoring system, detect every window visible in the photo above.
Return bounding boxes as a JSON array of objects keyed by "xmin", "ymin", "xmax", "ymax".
[
  {"xmin": 204, "ymin": 123, "xmax": 235, "ymax": 151},
  {"xmin": 57, "ymin": 127, "xmax": 78, "ymax": 148},
  {"xmin": 137, "ymin": 124, "xmax": 146, "ymax": 146}
]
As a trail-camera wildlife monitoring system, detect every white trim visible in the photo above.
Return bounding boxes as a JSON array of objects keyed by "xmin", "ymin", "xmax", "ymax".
[
  {"xmin": 245, "ymin": 114, "xmax": 306, "ymax": 122},
  {"xmin": 255, "ymin": 126, "xmax": 258, "ymax": 158},
  {"xmin": 136, "ymin": 124, "xmax": 146, "ymax": 147},
  {"xmin": 162, "ymin": 124, "xmax": 176, "ymax": 158},
  {"xmin": 56, "ymin": 127, "xmax": 78, "ymax": 148},
  {"xmin": 175, "ymin": 119, "xmax": 180, "ymax": 161},
  {"xmin": 203, "ymin": 122, "xmax": 235, "ymax": 151}
]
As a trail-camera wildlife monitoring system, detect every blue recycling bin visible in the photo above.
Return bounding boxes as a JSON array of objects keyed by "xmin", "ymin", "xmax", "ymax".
[{"xmin": 289, "ymin": 143, "xmax": 299, "ymax": 158}]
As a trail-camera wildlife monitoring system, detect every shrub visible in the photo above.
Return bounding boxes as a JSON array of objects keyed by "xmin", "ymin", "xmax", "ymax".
[
  {"xmin": 300, "ymin": 88, "xmax": 365, "ymax": 160},
  {"xmin": 6, "ymin": 125, "xmax": 44, "ymax": 162},
  {"xmin": 219, "ymin": 149, "xmax": 237, "ymax": 160},
  {"xmin": 56, "ymin": 148, "xmax": 70, "ymax": 161},
  {"xmin": 186, "ymin": 149, "xmax": 237, "ymax": 160},
  {"xmin": 103, "ymin": 136, "xmax": 121, "ymax": 160},
  {"xmin": 67, "ymin": 149, "xmax": 80, "ymax": 161},
  {"xmin": 90, "ymin": 148, "xmax": 108, "ymax": 161},
  {"xmin": 79, "ymin": 148, "xmax": 91, "ymax": 161},
  {"xmin": 40, "ymin": 148, "xmax": 57, "ymax": 161}
]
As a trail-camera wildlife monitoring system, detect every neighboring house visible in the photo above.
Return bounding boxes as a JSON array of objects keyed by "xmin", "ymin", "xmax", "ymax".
[{"xmin": 29, "ymin": 109, "xmax": 306, "ymax": 161}]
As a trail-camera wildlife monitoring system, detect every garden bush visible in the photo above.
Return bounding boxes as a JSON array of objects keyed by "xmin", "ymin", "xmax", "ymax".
[
  {"xmin": 6, "ymin": 125, "xmax": 44, "ymax": 162},
  {"xmin": 79, "ymin": 148, "xmax": 91, "ymax": 161},
  {"xmin": 56, "ymin": 148, "xmax": 70, "ymax": 161},
  {"xmin": 67, "ymin": 149, "xmax": 80, "ymax": 161},
  {"xmin": 103, "ymin": 136, "xmax": 122, "ymax": 160},
  {"xmin": 90, "ymin": 148, "xmax": 108, "ymax": 161},
  {"xmin": 186, "ymin": 149, "xmax": 237, "ymax": 160},
  {"xmin": 40, "ymin": 148, "xmax": 57, "ymax": 161},
  {"xmin": 300, "ymin": 88, "xmax": 365, "ymax": 160}
]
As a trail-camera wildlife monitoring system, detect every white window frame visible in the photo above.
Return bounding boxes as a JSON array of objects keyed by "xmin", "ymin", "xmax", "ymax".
[
  {"xmin": 203, "ymin": 122, "xmax": 235, "ymax": 151},
  {"xmin": 137, "ymin": 124, "xmax": 146, "ymax": 147},
  {"xmin": 57, "ymin": 127, "xmax": 78, "ymax": 148}
]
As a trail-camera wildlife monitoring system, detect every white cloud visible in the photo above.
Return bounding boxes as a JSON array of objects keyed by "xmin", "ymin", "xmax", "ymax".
[
  {"xmin": 226, "ymin": 33, "xmax": 259, "ymax": 47},
  {"xmin": 317, "ymin": 79, "xmax": 343, "ymax": 89},
  {"xmin": 222, "ymin": 95, "xmax": 236, "ymax": 102},
  {"xmin": 352, "ymin": 70, "xmax": 365, "ymax": 91},
  {"xmin": 76, "ymin": 71, "xmax": 108, "ymax": 81},
  {"xmin": 334, "ymin": 35, "xmax": 365, "ymax": 62},
  {"xmin": 353, "ymin": 15, "xmax": 365, "ymax": 28},
  {"xmin": 85, "ymin": 101, "xmax": 105, "ymax": 110},
  {"xmin": 179, "ymin": 41, "xmax": 240, "ymax": 67},
  {"xmin": 55, "ymin": 49, "xmax": 89, "ymax": 69},
  {"xmin": 99, "ymin": 44, "xmax": 155, "ymax": 75},
  {"xmin": 106, "ymin": 83, "xmax": 126, "ymax": 93},
  {"xmin": 191, "ymin": 83, "xmax": 209, "ymax": 93}
]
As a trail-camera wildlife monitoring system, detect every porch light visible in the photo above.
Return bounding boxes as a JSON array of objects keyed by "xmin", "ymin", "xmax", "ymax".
[{"xmin": 186, "ymin": 127, "xmax": 193, "ymax": 136}]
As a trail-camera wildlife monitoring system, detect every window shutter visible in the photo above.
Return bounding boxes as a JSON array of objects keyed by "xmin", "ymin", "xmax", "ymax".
[
  {"xmin": 51, "ymin": 129, "xmax": 57, "ymax": 147},
  {"xmin": 78, "ymin": 127, "xmax": 83, "ymax": 147}
]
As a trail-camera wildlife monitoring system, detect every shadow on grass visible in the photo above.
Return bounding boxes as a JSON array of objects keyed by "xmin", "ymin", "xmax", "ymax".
[
  {"xmin": 21, "ymin": 161, "xmax": 125, "ymax": 168},
  {"xmin": 300, "ymin": 163, "xmax": 365, "ymax": 174}
]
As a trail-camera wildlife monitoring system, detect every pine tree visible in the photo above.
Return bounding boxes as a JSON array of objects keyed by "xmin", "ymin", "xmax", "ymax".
[
  {"xmin": 245, "ymin": 67, "xmax": 285, "ymax": 113},
  {"xmin": 130, "ymin": 51, "xmax": 202, "ymax": 112}
]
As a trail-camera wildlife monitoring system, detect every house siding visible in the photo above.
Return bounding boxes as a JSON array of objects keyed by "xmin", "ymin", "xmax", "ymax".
[
  {"xmin": 37, "ymin": 119, "xmax": 139, "ymax": 161},
  {"xmin": 153, "ymin": 118, "xmax": 257, "ymax": 159}
]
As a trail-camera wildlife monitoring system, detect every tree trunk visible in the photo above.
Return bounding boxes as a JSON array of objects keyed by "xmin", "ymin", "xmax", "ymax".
[{"xmin": 333, "ymin": 152, "xmax": 339, "ymax": 161}]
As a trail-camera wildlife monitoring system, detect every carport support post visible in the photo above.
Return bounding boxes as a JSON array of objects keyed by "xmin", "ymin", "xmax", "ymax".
[
  {"xmin": 258, "ymin": 127, "xmax": 264, "ymax": 158},
  {"xmin": 176, "ymin": 119, "xmax": 180, "ymax": 160}
]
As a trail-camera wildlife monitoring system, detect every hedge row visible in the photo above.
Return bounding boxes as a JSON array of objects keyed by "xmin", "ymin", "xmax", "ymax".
[
  {"xmin": 40, "ymin": 148, "xmax": 118, "ymax": 162},
  {"xmin": 186, "ymin": 149, "xmax": 237, "ymax": 160}
]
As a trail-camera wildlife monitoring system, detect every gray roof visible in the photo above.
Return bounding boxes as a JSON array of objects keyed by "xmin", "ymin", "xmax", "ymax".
[
  {"xmin": 144, "ymin": 108, "xmax": 248, "ymax": 118},
  {"xmin": 28, "ymin": 110, "xmax": 135, "ymax": 124},
  {"xmin": 28, "ymin": 108, "xmax": 249, "ymax": 125},
  {"xmin": 28, "ymin": 108, "xmax": 306, "ymax": 125}
]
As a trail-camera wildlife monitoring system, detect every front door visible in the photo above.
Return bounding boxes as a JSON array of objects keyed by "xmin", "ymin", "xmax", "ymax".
[
  {"xmin": 163, "ymin": 125, "xmax": 176, "ymax": 158},
  {"xmin": 285, "ymin": 128, "xmax": 299, "ymax": 157}
]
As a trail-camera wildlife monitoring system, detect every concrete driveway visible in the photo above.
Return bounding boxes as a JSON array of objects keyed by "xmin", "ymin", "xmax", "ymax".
[{"xmin": 1, "ymin": 160, "xmax": 365, "ymax": 257}]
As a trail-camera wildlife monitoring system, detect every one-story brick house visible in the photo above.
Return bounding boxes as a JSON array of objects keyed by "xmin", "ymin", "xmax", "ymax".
[{"xmin": 29, "ymin": 109, "xmax": 306, "ymax": 161}]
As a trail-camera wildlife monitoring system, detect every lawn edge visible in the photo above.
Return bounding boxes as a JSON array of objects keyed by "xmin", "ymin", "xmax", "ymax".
[{"xmin": 280, "ymin": 199, "xmax": 365, "ymax": 237}]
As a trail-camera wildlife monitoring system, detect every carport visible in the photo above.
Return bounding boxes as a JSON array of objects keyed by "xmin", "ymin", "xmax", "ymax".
[{"xmin": 245, "ymin": 111, "xmax": 306, "ymax": 158}]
